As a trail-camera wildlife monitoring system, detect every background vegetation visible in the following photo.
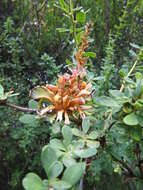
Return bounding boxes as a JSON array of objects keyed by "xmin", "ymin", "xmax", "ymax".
[{"xmin": 0, "ymin": 0, "xmax": 143, "ymax": 190}]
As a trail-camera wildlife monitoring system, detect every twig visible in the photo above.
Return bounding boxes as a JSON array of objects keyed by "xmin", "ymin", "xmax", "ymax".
[
  {"xmin": 108, "ymin": 120, "xmax": 116, "ymax": 131},
  {"xmin": 120, "ymin": 59, "xmax": 138, "ymax": 92},
  {"xmin": 16, "ymin": 21, "xmax": 27, "ymax": 40},
  {"xmin": 111, "ymin": 153, "xmax": 135, "ymax": 178},
  {"xmin": 69, "ymin": 0, "xmax": 77, "ymax": 47},
  {"xmin": 1, "ymin": 101, "xmax": 38, "ymax": 113},
  {"xmin": 38, "ymin": 0, "xmax": 48, "ymax": 13},
  {"xmin": 79, "ymin": 178, "xmax": 83, "ymax": 189},
  {"xmin": 136, "ymin": 143, "xmax": 143, "ymax": 178},
  {"xmin": 35, "ymin": 0, "xmax": 41, "ymax": 39}
]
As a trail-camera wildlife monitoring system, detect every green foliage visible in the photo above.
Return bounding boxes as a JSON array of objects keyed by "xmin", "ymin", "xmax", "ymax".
[
  {"xmin": 22, "ymin": 144, "xmax": 85, "ymax": 190},
  {"xmin": 0, "ymin": 0, "xmax": 143, "ymax": 190}
]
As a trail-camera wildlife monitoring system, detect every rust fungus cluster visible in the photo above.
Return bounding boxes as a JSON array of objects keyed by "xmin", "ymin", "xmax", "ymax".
[{"xmin": 30, "ymin": 23, "xmax": 92, "ymax": 124}]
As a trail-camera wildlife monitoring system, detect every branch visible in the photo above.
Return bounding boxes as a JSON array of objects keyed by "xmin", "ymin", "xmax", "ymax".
[
  {"xmin": 0, "ymin": 101, "xmax": 37, "ymax": 113},
  {"xmin": 136, "ymin": 143, "xmax": 143, "ymax": 178},
  {"xmin": 35, "ymin": 0, "xmax": 41, "ymax": 39},
  {"xmin": 111, "ymin": 154, "xmax": 135, "ymax": 178},
  {"xmin": 38, "ymin": 0, "xmax": 48, "ymax": 13},
  {"xmin": 120, "ymin": 59, "xmax": 138, "ymax": 92}
]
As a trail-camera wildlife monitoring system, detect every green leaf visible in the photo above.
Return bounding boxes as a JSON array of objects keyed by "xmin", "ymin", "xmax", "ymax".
[
  {"xmin": 30, "ymin": 86, "xmax": 52, "ymax": 100},
  {"xmin": 56, "ymin": 28, "xmax": 69, "ymax": 33},
  {"xmin": 28, "ymin": 100, "xmax": 38, "ymax": 109},
  {"xmin": 72, "ymin": 128, "xmax": 82, "ymax": 137},
  {"xmin": 74, "ymin": 148, "xmax": 97, "ymax": 158},
  {"xmin": 109, "ymin": 90, "xmax": 124, "ymax": 99},
  {"xmin": 0, "ymin": 85, "xmax": 7, "ymax": 100},
  {"xmin": 50, "ymin": 139, "xmax": 65, "ymax": 151},
  {"xmin": 83, "ymin": 52, "xmax": 96, "ymax": 58},
  {"xmin": 62, "ymin": 163, "xmax": 85, "ymax": 186},
  {"xmin": 86, "ymin": 140, "xmax": 100, "ymax": 148},
  {"xmin": 72, "ymin": 140, "xmax": 84, "ymax": 149},
  {"xmin": 130, "ymin": 126, "xmax": 142, "ymax": 141},
  {"xmin": 75, "ymin": 31, "xmax": 84, "ymax": 45},
  {"xmin": 62, "ymin": 126, "xmax": 72, "ymax": 144},
  {"xmin": 48, "ymin": 161, "xmax": 63, "ymax": 179},
  {"xmin": 137, "ymin": 115, "xmax": 143, "ymax": 127},
  {"xmin": 41, "ymin": 146, "xmax": 57, "ymax": 176},
  {"xmin": 88, "ymin": 131, "xmax": 99, "ymax": 139},
  {"xmin": 0, "ymin": 84, "xmax": 4, "ymax": 96},
  {"xmin": 0, "ymin": 94, "xmax": 8, "ymax": 100},
  {"xmin": 123, "ymin": 113, "xmax": 138, "ymax": 126},
  {"xmin": 136, "ymin": 78, "xmax": 142, "ymax": 97},
  {"xmin": 50, "ymin": 180, "xmax": 71, "ymax": 190},
  {"xmin": 62, "ymin": 155, "xmax": 76, "ymax": 167},
  {"xmin": 76, "ymin": 12, "xmax": 86, "ymax": 23},
  {"xmin": 94, "ymin": 96, "xmax": 120, "ymax": 107},
  {"xmin": 82, "ymin": 118, "xmax": 90, "ymax": 134},
  {"xmin": 130, "ymin": 43, "xmax": 140, "ymax": 49},
  {"xmin": 59, "ymin": 0, "xmax": 69, "ymax": 12},
  {"xmin": 22, "ymin": 173, "xmax": 44, "ymax": 190},
  {"xmin": 19, "ymin": 114, "xmax": 37, "ymax": 126}
]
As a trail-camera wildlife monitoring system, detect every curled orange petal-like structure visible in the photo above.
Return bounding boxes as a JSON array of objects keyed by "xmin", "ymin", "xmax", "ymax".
[{"xmin": 30, "ymin": 23, "xmax": 92, "ymax": 124}]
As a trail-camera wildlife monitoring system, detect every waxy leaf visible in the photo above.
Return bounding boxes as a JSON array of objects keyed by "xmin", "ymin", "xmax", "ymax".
[
  {"xmin": 41, "ymin": 146, "xmax": 57, "ymax": 176},
  {"xmin": 82, "ymin": 118, "xmax": 90, "ymax": 134},
  {"xmin": 62, "ymin": 155, "xmax": 76, "ymax": 167},
  {"xmin": 48, "ymin": 161, "xmax": 63, "ymax": 179},
  {"xmin": 0, "ymin": 85, "xmax": 4, "ymax": 96},
  {"xmin": 62, "ymin": 163, "xmax": 85, "ymax": 186},
  {"xmin": 50, "ymin": 139, "xmax": 65, "ymax": 151},
  {"xmin": 19, "ymin": 114, "xmax": 37, "ymax": 125},
  {"xmin": 50, "ymin": 180, "xmax": 71, "ymax": 190},
  {"xmin": 86, "ymin": 140, "xmax": 100, "ymax": 148},
  {"xmin": 83, "ymin": 52, "xmax": 96, "ymax": 58},
  {"xmin": 30, "ymin": 86, "xmax": 52, "ymax": 100},
  {"xmin": 76, "ymin": 12, "xmax": 86, "ymax": 23},
  {"xmin": 22, "ymin": 173, "xmax": 44, "ymax": 190},
  {"xmin": 62, "ymin": 126, "xmax": 72, "ymax": 144},
  {"xmin": 74, "ymin": 147, "xmax": 97, "ymax": 158},
  {"xmin": 88, "ymin": 131, "xmax": 99, "ymax": 139},
  {"xmin": 123, "ymin": 112, "xmax": 138, "ymax": 126},
  {"xmin": 28, "ymin": 99, "xmax": 38, "ymax": 109}
]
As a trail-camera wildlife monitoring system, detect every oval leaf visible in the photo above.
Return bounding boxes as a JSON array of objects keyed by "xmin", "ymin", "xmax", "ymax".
[
  {"xmin": 62, "ymin": 162, "xmax": 85, "ymax": 186},
  {"xmin": 0, "ymin": 84, "xmax": 4, "ymax": 96},
  {"xmin": 82, "ymin": 118, "xmax": 90, "ymax": 134},
  {"xmin": 22, "ymin": 173, "xmax": 43, "ymax": 190},
  {"xmin": 51, "ymin": 180, "xmax": 71, "ymax": 190},
  {"xmin": 19, "ymin": 114, "xmax": 37, "ymax": 125},
  {"xmin": 41, "ymin": 146, "xmax": 57, "ymax": 176},
  {"xmin": 74, "ymin": 147, "xmax": 97, "ymax": 158},
  {"xmin": 62, "ymin": 126, "xmax": 72, "ymax": 144},
  {"xmin": 62, "ymin": 155, "xmax": 76, "ymax": 167},
  {"xmin": 76, "ymin": 12, "xmax": 86, "ymax": 23},
  {"xmin": 123, "ymin": 112, "xmax": 138, "ymax": 126},
  {"xmin": 48, "ymin": 161, "xmax": 63, "ymax": 179},
  {"xmin": 83, "ymin": 52, "xmax": 96, "ymax": 58},
  {"xmin": 28, "ymin": 99, "xmax": 38, "ymax": 109},
  {"xmin": 30, "ymin": 86, "xmax": 52, "ymax": 100}
]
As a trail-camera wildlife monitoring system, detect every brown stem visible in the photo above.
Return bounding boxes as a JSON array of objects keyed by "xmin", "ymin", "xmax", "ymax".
[
  {"xmin": 0, "ymin": 101, "xmax": 37, "ymax": 113},
  {"xmin": 111, "ymin": 154, "xmax": 135, "ymax": 178},
  {"xmin": 136, "ymin": 143, "xmax": 143, "ymax": 178},
  {"xmin": 35, "ymin": 0, "xmax": 40, "ymax": 40},
  {"xmin": 105, "ymin": 0, "xmax": 110, "ymax": 37},
  {"xmin": 38, "ymin": 0, "xmax": 48, "ymax": 13}
]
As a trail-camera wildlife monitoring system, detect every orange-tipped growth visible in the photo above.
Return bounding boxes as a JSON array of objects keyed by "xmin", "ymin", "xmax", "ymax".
[
  {"xmin": 30, "ymin": 23, "xmax": 92, "ymax": 124},
  {"xmin": 75, "ymin": 22, "xmax": 92, "ymax": 74}
]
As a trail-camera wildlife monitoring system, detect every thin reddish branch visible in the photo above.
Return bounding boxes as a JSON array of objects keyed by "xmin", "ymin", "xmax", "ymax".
[
  {"xmin": 0, "ymin": 101, "xmax": 37, "ymax": 113},
  {"xmin": 136, "ymin": 143, "xmax": 143, "ymax": 178}
]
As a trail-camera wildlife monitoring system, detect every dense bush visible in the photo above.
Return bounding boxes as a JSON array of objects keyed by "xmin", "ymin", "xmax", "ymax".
[{"xmin": 0, "ymin": 0, "xmax": 143, "ymax": 190}]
